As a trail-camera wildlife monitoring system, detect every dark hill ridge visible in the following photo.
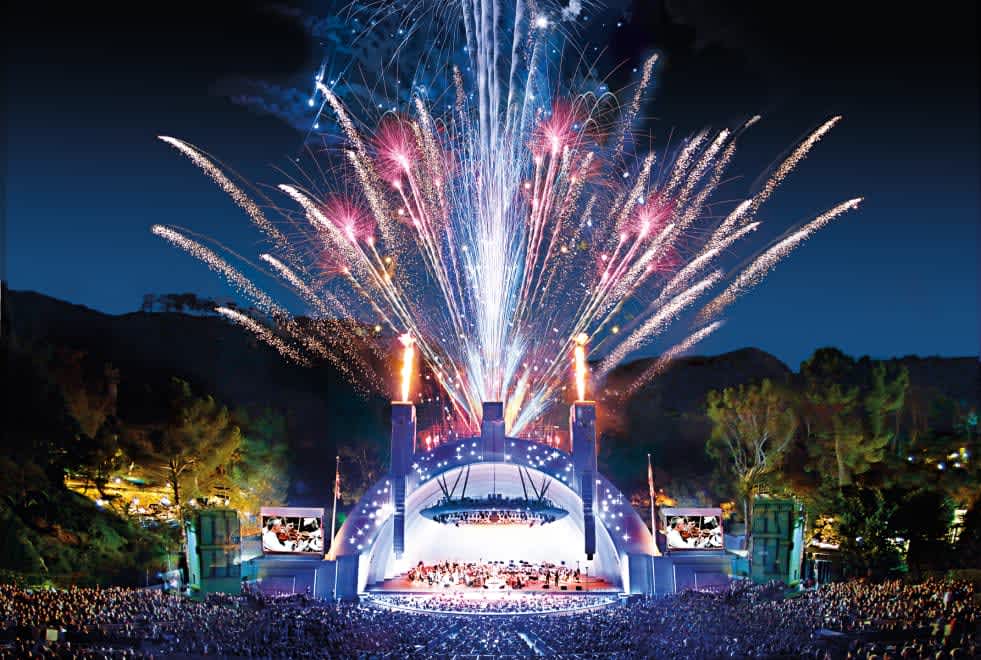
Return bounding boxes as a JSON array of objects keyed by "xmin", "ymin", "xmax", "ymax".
[
  {"xmin": 4, "ymin": 288, "xmax": 978, "ymax": 505},
  {"xmin": 3, "ymin": 288, "xmax": 389, "ymax": 509},
  {"xmin": 598, "ymin": 348, "xmax": 795, "ymax": 499}
]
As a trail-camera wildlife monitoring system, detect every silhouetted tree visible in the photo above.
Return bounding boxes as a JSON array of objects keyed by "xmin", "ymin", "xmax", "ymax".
[
  {"xmin": 123, "ymin": 379, "xmax": 241, "ymax": 539},
  {"xmin": 799, "ymin": 350, "xmax": 908, "ymax": 491},
  {"xmin": 706, "ymin": 379, "xmax": 797, "ymax": 566}
]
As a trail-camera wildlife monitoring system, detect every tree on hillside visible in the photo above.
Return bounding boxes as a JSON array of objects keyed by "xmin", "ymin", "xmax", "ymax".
[
  {"xmin": 48, "ymin": 349, "xmax": 127, "ymax": 498},
  {"xmin": 141, "ymin": 293, "xmax": 218, "ymax": 314},
  {"xmin": 123, "ymin": 379, "xmax": 241, "ymax": 537},
  {"xmin": 837, "ymin": 487, "xmax": 902, "ymax": 578},
  {"xmin": 865, "ymin": 362, "xmax": 909, "ymax": 455},
  {"xmin": 799, "ymin": 351, "xmax": 908, "ymax": 492},
  {"xmin": 706, "ymin": 379, "xmax": 798, "ymax": 565},
  {"xmin": 227, "ymin": 407, "xmax": 290, "ymax": 516}
]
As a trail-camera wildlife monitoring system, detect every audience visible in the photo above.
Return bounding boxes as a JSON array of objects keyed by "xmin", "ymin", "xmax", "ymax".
[
  {"xmin": 0, "ymin": 577, "xmax": 976, "ymax": 658},
  {"xmin": 366, "ymin": 592, "xmax": 615, "ymax": 614}
]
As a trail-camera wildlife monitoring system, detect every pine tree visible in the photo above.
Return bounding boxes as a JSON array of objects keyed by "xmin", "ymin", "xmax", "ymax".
[{"xmin": 124, "ymin": 379, "xmax": 241, "ymax": 534}]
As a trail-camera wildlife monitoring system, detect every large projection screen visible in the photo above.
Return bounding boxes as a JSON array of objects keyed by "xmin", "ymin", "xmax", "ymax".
[
  {"xmin": 260, "ymin": 506, "xmax": 325, "ymax": 555},
  {"xmin": 661, "ymin": 507, "xmax": 724, "ymax": 552}
]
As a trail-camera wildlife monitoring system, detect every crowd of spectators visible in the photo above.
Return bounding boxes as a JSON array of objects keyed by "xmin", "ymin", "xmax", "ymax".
[
  {"xmin": 0, "ymin": 577, "xmax": 976, "ymax": 658},
  {"xmin": 364, "ymin": 592, "xmax": 615, "ymax": 614}
]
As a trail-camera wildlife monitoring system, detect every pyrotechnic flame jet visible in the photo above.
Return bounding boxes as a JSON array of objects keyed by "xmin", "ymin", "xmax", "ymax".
[{"xmin": 153, "ymin": 0, "xmax": 859, "ymax": 437}]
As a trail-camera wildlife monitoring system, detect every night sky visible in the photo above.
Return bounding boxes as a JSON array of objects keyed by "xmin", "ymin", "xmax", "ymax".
[{"xmin": 5, "ymin": 1, "xmax": 979, "ymax": 368}]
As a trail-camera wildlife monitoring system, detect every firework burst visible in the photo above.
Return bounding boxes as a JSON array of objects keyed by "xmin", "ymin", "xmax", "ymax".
[{"xmin": 154, "ymin": 1, "xmax": 859, "ymax": 437}]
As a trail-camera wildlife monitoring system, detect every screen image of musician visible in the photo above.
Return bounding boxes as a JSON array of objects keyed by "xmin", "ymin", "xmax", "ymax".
[
  {"xmin": 663, "ymin": 513, "xmax": 724, "ymax": 551},
  {"xmin": 261, "ymin": 514, "xmax": 324, "ymax": 554}
]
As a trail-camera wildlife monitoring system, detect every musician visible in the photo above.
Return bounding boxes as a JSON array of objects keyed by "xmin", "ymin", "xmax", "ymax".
[
  {"xmin": 666, "ymin": 517, "xmax": 694, "ymax": 549},
  {"xmin": 297, "ymin": 521, "xmax": 323, "ymax": 552},
  {"xmin": 263, "ymin": 518, "xmax": 294, "ymax": 552}
]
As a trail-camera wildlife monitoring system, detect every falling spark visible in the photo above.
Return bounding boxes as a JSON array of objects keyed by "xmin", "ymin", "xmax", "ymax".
[
  {"xmin": 699, "ymin": 198, "xmax": 863, "ymax": 321},
  {"xmin": 216, "ymin": 307, "xmax": 309, "ymax": 366},
  {"xmin": 154, "ymin": 2, "xmax": 855, "ymax": 436},
  {"xmin": 158, "ymin": 136, "xmax": 293, "ymax": 259},
  {"xmin": 627, "ymin": 322, "xmax": 724, "ymax": 395}
]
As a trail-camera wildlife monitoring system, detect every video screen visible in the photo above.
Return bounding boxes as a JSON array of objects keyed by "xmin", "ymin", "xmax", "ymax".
[
  {"xmin": 662, "ymin": 508, "xmax": 724, "ymax": 552},
  {"xmin": 260, "ymin": 507, "xmax": 324, "ymax": 555}
]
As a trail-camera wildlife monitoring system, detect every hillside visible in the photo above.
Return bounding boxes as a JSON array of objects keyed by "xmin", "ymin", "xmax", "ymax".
[
  {"xmin": 3, "ymin": 288, "xmax": 389, "ymax": 509},
  {"xmin": 4, "ymin": 287, "xmax": 978, "ymax": 506}
]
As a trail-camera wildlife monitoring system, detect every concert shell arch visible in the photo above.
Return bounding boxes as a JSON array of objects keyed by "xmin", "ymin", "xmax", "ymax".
[{"xmin": 328, "ymin": 410, "xmax": 655, "ymax": 595}]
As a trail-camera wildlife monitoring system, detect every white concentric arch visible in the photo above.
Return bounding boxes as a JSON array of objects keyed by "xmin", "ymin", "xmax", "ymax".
[{"xmin": 329, "ymin": 436, "xmax": 654, "ymax": 593}]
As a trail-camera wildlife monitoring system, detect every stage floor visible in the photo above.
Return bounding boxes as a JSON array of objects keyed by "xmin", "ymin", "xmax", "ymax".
[{"xmin": 372, "ymin": 573, "xmax": 617, "ymax": 593}]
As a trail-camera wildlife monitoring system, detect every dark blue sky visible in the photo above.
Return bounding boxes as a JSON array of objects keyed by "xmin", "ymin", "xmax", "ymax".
[{"xmin": 5, "ymin": 1, "xmax": 979, "ymax": 368}]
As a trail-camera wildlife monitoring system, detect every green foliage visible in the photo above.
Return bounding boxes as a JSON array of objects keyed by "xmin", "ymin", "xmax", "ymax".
[
  {"xmin": 798, "ymin": 350, "xmax": 909, "ymax": 492},
  {"xmin": 706, "ymin": 379, "xmax": 797, "ymax": 556},
  {"xmin": 0, "ymin": 336, "xmax": 285, "ymax": 585},
  {"xmin": 123, "ymin": 378, "xmax": 242, "ymax": 512},
  {"xmin": 228, "ymin": 407, "xmax": 290, "ymax": 514},
  {"xmin": 0, "ymin": 490, "xmax": 175, "ymax": 585},
  {"xmin": 837, "ymin": 488, "xmax": 903, "ymax": 578}
]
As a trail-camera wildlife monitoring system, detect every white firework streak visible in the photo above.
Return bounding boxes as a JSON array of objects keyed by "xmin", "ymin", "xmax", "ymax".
[
  {"xmin": 699, "ymin": 198, "xmax": 863, "ymax": 321},
  {"xmin": 613, "ymin": 53, "xmax": 659, "ymax": 161},
  {"xmin": 750, "ymin": 116, "xmax": 842, "ymax": 213},
  {"xmin": 597, "ymin": 271, "xmax": 724, "ymax": 377},
  {"xmin": 260, "ymin": 253, "xmax": 329, "ymax": 317},
  {"xmin": 216, "ymin": 307, "xmax": 309, "ymax": 366},
  {"xmin": 158, "ymin": 136, "xmax": 292, "ymax": 258},
  {"xmin": 658, "ymin": 222, "xmax": 760, "ymax": 301},
  {"xmin": 627, "ymin": 321, "xmax": 724, "ymax": 395},
  {"xmin": 151, "ymin": 225, "xmax": 285, "ymax": 316}
]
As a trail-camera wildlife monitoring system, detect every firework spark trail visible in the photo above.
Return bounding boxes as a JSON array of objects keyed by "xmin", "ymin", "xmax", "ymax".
[
  {"xmin": 750, "ymin": 116, "xmax": 842, "ymax": 214},
  {"xmin": 597, "ymin": 271, "xmax": 724, "ymax": 378},
  {"xmin": 613, "ymin": 53, "xmax": 659, "ymax": 162},
  {"xmin": 216, "ymin": 307, "xmax": 310, "ymax": 366},
  {"xmin": 158, "ymin": 137, "xmax": 295, "ymax": 263},
  {"xmin": 627, "ymin": 321, "xmax": 724, "ymax": 396},
  {"xmin": 260, "ymin": 253, "xmax": 329, "ymax": 317},
  {"xmin": 657, "ymin": 222, "xmax": 761, "ymax": 301},
  {"xmin": 698, "ymin": 198, "xmax": 863, "ymax": 321},
  {"xmin": 151, "ymin": 225, "xmax": 285, "ymax": 316},
  {"xmin": 156, "ymin": 1, "xmax": 854, "ymax": 436}
]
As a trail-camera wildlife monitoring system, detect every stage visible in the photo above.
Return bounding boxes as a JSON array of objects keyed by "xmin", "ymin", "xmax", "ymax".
[{"xmin": 372, "ymin": 572, "xmax": 617, "ymax": 593}]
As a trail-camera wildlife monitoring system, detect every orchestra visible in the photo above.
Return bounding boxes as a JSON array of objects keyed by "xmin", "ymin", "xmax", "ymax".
[{"xmin": 405, "ymin": 560, "xmax": 586, "ymax": 591}]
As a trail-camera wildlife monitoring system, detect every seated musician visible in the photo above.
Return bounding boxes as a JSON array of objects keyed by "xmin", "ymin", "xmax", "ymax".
[
  {"xmin": 666, "ymin": 517, "xmax": 695, "ymax": 549},
  {"xmin": 263, "ymin": 518, "xmax": 293, "ymax": 552}
]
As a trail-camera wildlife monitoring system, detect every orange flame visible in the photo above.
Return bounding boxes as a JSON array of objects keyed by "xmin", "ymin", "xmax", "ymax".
[
  {"xmin": 574, "ymin": 332, "xmax": 589, "ymax": 401},
  {"xmin": 398, "ymin": 333, "xmax": 415, "ymax": 402}
]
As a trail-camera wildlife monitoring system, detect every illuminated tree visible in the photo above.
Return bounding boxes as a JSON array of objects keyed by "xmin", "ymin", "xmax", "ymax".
[
  {"xmin": 227, "ymin": 407, "xmax": 290, "ymax": 516},
  {"xmin": 706, "ymin": 379, "xmax": 798, "ymax": 564},
  {"xmin": 837, "ymin": 488, "xmax": 902, "ymax": 577},
  {"xmin": 124, "ymin": 379, "xmax": 241, "ymax": 535},
  {"xmin": 799, "ymin": 351, "xmax": 907, "ymax": 491}
]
